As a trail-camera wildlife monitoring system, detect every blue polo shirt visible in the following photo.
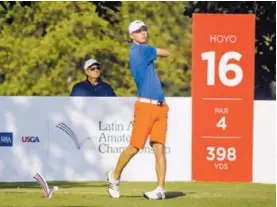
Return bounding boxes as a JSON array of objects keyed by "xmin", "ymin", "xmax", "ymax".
[
  {"xmin": 129, "ymin": 43, "xmax": 165, "ymax": 101},
  {"xmin": 70, "ymin": 79, "xmax": 116, "ymax": 97}
]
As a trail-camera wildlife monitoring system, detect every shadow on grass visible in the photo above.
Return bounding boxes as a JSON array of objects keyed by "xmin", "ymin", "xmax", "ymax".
[
  {"xmin": 121, "ymin": 195, "xmax": 144, "ymax": 198},
  {"xmin": 165, "ymin": 191, "xmax": 190, "ymax": 199},
  {"xmin": 0, "ymin": 181, "xmax": 106, "ymax": 189},
  {"xmin": 122, "ymin": 191, "xmax": 195, "ymax": 199}
]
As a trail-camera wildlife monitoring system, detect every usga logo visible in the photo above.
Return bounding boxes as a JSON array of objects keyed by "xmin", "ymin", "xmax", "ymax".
[{"xmin": 22, "ymin": 136, "xmax": 40, "ymax": 143}]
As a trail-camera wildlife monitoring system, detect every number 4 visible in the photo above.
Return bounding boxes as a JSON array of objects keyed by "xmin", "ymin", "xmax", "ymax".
[{"xmin": 216, "ymin": 116, "xmax": 227, "ymax": 130}]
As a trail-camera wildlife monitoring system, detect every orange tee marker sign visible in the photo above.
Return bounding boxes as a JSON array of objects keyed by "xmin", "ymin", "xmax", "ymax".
[{"xmin": 192, "ymin": 14, "xmax": 255, "ymax": 182}]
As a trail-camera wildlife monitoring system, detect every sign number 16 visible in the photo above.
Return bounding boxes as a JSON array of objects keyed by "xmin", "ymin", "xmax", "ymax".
[{"xmin": 202, "ymin": 51, "xmax": 243, "ymax": 87}]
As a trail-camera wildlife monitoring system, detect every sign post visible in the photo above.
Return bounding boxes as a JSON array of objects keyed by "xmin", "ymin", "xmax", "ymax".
[{"xmin": 192, "ymin": 14, "xmax": 255, "ymax": 182}]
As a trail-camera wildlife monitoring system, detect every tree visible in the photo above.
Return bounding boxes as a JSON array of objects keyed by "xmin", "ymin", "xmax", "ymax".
[
  {"xmin": 0, "ymin": 2, "xmax": 124, "ymax": 95},
  {"xmin": 0, "ymin": 2, "xmax": 192, "ymax": 97}
]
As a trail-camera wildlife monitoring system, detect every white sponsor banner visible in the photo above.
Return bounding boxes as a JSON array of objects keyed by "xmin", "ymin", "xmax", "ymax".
[
  {"xmin": 0, "ymin": 97, "xmax": 48, "ymax": 181},
  {"xmin": 253, "ymin": 101, "xmax": 276, "ymax": 184},
  {"xmin": 0, "ymin": 97, "xmax": 275, "ymax": 183},
  {"xmin": 0, "ymin": 97, "xmax": 191, "ymax": 182}
]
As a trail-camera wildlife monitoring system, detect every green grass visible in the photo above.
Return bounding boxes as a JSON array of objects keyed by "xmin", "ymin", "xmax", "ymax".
[{"xmin": 0, "ymin": 181, "xmax": 275, "ymax": 207}]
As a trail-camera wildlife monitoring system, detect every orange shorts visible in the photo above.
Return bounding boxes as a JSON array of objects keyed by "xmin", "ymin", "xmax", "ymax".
[{"xmin": 130, "ymin": 100, "xmax": 169, "ymax": 149}]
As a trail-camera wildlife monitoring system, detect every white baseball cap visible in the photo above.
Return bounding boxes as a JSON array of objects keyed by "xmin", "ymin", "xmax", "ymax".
[
  {"xmin": 84, "ymin": 58, "xmax": 100, "ymax": 70},
  {"xmin": 128, "ymin": 20, "xmax": 148, "ymax": 34}
]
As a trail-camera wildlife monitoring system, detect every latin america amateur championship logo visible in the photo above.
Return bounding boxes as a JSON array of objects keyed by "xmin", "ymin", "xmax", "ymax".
[{"xmin": 56, "ymin": 122, "xmax": 91, "ymax": 150}]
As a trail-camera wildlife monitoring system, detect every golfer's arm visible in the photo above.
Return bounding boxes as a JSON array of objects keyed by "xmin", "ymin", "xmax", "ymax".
[{"xmin": 157, "ymin": 48, "xmax": 170, "ymax": 57}]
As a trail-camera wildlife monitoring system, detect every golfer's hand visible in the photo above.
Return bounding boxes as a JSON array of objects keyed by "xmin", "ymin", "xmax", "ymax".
[{"xmin": 157, "ymin": 48, "xmax": 170, "ymax": 57}]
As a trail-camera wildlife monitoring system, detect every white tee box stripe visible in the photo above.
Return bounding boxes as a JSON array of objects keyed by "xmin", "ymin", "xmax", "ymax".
[
  {"xmin": 33, "ymin": 173, "xmax": 59, "ymax": 199},
  {"xmin": 33, "ymin": 173, "xmax": 49, "ymax": 198},
  {"xmin": 48, "ymin": 186, "xmax": 59, "ymax": 199},
  {"xmin": 34, "ymin": 176, "xmax": 48, "ymax": 198}
]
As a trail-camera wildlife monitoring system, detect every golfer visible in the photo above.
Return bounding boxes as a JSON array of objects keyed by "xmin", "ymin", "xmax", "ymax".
[{"xmin": 107, "ymin": 20, "xmax": 170, "ymax": 200}]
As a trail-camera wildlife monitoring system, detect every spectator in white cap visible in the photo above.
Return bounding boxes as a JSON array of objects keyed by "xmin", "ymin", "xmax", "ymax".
[
  {"xmin": 70, "ymin": 58, "xmax": 116, "ymax": 96},
  {"xmin": 107, "ymin": 20, "xmax": 170, "ymax": 200}
]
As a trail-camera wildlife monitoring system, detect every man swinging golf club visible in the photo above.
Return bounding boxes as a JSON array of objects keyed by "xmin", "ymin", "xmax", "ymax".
[{"xmin": 107, "ymin": 20, "xmax": 170, "ymax": 200}]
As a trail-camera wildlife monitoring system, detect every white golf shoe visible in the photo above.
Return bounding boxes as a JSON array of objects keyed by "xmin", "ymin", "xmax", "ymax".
[
  {"xmin": 143, "ymin": 186, "xmax": 165, "ymax": 200},
  {"xmin": 107, "ymin": 171, "xmax": 120, "ymax": 198}
]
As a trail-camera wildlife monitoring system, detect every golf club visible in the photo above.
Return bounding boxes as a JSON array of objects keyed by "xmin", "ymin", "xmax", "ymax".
[{"xmin": 100, "ymin": 29, "xmax": 131, "ymax": 44}]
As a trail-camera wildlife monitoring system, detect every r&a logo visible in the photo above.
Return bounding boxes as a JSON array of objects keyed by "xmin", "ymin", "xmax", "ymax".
[{"xmin": 0, "ymin": 132, "xmax": 13, "ymax": 147}]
